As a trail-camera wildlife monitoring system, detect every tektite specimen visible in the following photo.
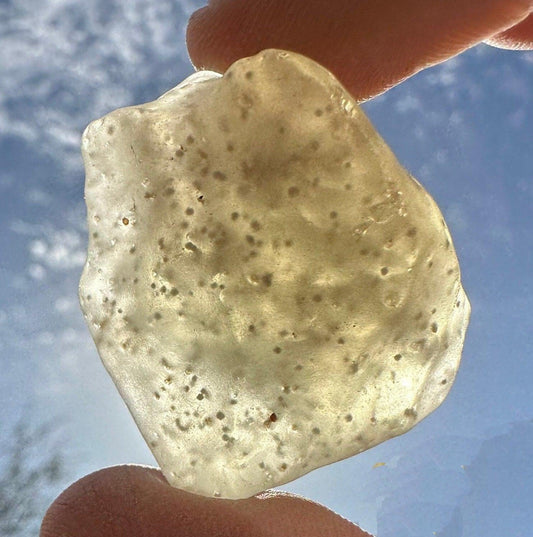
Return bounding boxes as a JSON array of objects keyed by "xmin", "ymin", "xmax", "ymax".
[{"xmin": 80, "ymin": 49, "xmax": 470, "ymax": 499}]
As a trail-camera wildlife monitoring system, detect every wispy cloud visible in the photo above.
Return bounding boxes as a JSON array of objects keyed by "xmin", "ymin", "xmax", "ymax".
[{"xmin": 0, "ymin": 0, "xmax": 200, "ymax": 173}]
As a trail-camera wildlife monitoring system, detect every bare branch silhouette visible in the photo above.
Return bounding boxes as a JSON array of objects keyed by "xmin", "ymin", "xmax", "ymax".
[{"xmin": 0, "ymin": 419, "xmax": 66, "ymax": 536}]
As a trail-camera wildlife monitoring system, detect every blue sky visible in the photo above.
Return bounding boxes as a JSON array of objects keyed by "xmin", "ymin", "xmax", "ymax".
[{"xmin": 1, "ymin": 1, "xmax": 532, "ymax": 535}]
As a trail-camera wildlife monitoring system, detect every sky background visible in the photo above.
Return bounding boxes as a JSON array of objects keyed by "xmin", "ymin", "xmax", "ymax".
[{"xmin": 1, "ymin": 1, "xmax": 532, "ymax": 535}]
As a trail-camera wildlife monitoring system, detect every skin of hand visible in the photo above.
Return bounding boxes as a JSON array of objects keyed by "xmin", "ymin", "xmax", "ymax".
[{"xmin": 41, "ymin": 1, "xmax": 533, "ymax": 536}]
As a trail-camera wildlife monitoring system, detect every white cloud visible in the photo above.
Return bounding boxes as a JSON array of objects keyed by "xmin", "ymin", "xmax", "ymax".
[
  {"xmin": 0, "ymin": 0, "xmax": 200, "ymax": 173},
  {"xmin": 29, "ymin": 240, "xmax": 47, "ymax": 258},
  {"xmin": 394, "ymin": 94, "xmax": 421, "ymax": 113},
  {"xmin": 36, "ymin": 331, "xmax": 55, "ymax": 346},
  {"xmin": 28, "ymin": 263, "xmax": 46, "ymax": 280},
  {"xmin": 28, "ymin": 229, "xmax": 85, "ymax": 270},
  {"xmin": 12, "ymin": 221, "xmax": 86, "ymax": 276},
  {"xmin": 54, "ymin": 296, "xmax": 78, "ymax": 313},
  {"xmin": 30, "ymin": 230, "xmax": 85, "ymax": 270},
  {"xmin": 26, "ymin": 188, "xmax": 54, "ymax": 206}
]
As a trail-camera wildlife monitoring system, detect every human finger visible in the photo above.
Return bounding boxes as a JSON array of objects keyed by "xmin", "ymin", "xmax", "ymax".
[
  {"xmin": 186, "ymin": 0, "xmax": 532, "ymax": 101},
  {"xmin": 40, "ymin": 465, "xmax": 371, "ymax": 537},
  {"xmin": 486, "ymin": 13, "xmax": 533, "ymax": 49}
]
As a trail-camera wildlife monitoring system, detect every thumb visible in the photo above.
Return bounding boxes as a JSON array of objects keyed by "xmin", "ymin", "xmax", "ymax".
[{"xmin": 40, "ymin": 465, "xmax": 371, "ymax": 537}]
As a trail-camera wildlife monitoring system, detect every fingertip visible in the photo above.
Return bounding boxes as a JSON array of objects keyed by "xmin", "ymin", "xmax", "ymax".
[
  {"xmin": 185, "ymin": 0, "xmax": 533, "ymax": 100},
  {"xmin": 186, "ymin": 5, "xmax": 211, "ymax": 69},
  {"xmin": 40, "ymin": 465, "xmax": 370, "ymax": 537},
  {"xmin": 486, "ymin": 13, "xmax": 533, "ymax": 49}
]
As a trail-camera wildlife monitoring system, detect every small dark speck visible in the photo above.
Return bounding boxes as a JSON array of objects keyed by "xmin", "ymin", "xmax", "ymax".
[
  {"xmin": 262, "ymin": 273, "xmax": 273, "ymax": 287},
  {"xmin": 381, "ymin": 267, "xmax": 389, "ymax": 276},
  {"xmin": 288, "ymin": 186, "xmax": 299, "ymax": 197},
  {"xmin": 213, "ymin": 171, "xmax": 227, "ymax": 180},
  {"xmin": 273, "ymin": 346, "xmax": 282, "ymax": 354},
  {"xmin": 394, "ymin": 354, "xmax": 402, "ymax": 361},
  {"xmin": 154, "ymin": 312, "xmax": 162, "ymax": 320},
  {"xmin": 312, "ymin": 427, "xmax": 320, "ymax": 435}
]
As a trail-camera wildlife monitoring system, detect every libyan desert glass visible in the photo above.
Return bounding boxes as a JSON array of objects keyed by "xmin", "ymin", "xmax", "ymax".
[{"xmin": 79, "ymin": 49, "xmax": 470, "ymax": 499}]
